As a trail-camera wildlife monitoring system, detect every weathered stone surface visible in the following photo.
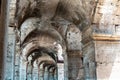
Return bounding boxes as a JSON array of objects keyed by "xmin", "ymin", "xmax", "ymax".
[
  {"xmin": 97, "ymin": 63, "xmax": 120, "ymax": 80},
  {"xmin": 95, "ymin": 41, "xmax": 120, "ymax": 63},
  {"xmin": 5, "ymin": 34, "xmax": 15, "ymax": 80},
  {"xmin": 115, "ymin": 25, "xmax": 120, "ymax": 35},
  {"xmin": 95, "ymin": 41, "xmax": 120, "ymax": 80},
  {"xmin": 83, "ymin": 41, "xmax": 96, "ymax": 80},
  {"xmin": 92, "ymin": 0, "xmax": 120, "ymax": 34},
  {"xmin": 67, "ymin": 51, "xmax": 83, "ymax": 80},
  {"xmin": 2, "ymin": 0, "xmax": 120, "ymax": 80},
  {"xmin": 9, "ymin": 0, "xmax": 16, "ymax": 26},
  {"xmin": 0, "ymin": 0, "xmax": 11, "ymax": 79},
  {"xmin": 58, "ymin": 63, "xmax": 64, "ymax": 80},
  {"xmin": 67, "ymin": 25, "xmax": 82, "ymax": 50}
]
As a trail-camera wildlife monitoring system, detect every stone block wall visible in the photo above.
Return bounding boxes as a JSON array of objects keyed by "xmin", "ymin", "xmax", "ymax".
[
  {"xmin": 93, "ymin": 0, "xmax": 120, "ymax": 35},
  {"xmin": 89, "ymin": 0, "xmax": 120, "ymax": 80},
  {"xmin": 95, "ymin": 41, "xmax": 120, "ymax": 80}
]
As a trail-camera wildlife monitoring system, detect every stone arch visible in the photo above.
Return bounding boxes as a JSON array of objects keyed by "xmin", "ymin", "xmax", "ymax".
[
  {"xmin": 34, "ymin": 55, "xmax": 56, "ymax": 80},
  {"xmin": 19, "ymin": 17, "xmax": 84, "ymax": 80},
  {"xmin": 18, "ymin": 17, "xmax": 90, "ymax": 80},
  {"xmin": 19, "ymin": 17, "xmax": 67, "ymax": 80},
  {"xmin": 24, "ymin": 47, "xmax": 57, "ymax": 63},
  {"xmin": 1, "ymin": 0, "xmax": 99, "ymax": 80},
  {"xmin": 43, "ymin": 61, "xmax": 56, "ymax": 80},
  {"xmin": 37, "ymin": 59, "xmax": 57, "ymax": 80},
  {"xmin": 20, "ymin": 17, "xmax": 67, "ymax": 60},
  {"xmin": 20, "ymin": 17, "xmax": 40, "ymax": 43},
  {"xmin": 20, "ymin": 17, "xmax": 66, "ymax": 47},
  {"xmin": 33, "ymin": 54, "xmax": 56, "ymax": 80},
  {"xmin": 15, "ymin": 1, "xmax": 95, "ymax": 79},
  {"xmin": 38, "ymin": 59, "xmax": 56, "ymax": 69}
]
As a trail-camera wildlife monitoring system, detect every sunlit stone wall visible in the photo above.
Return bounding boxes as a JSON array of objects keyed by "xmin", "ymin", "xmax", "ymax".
[
  {"xmin": 93, "ymin": 0, "xmax": 120, "ymax": 35},
  {"xmin": 58, "ymin": 63, "xmax": 64, "ymax": 80},
  {"xmin": 92, "ymin": 0, "xmax": 120, "ymax": 80},
  {"xmin": 95, "ymin": 41, "xmax": 120, "ymax": 80}
]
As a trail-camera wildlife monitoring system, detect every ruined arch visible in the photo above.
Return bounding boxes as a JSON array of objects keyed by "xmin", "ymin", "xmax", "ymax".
[
  {"xmin": 18, "ymin": 16, "xmax": 84, "ymax": 80},
  {"xmin": 18, "ymin": 16, "xmax": 68, "ymax": 80},
  {"xmin": 1, "ymin": 0, "xmax": 97, "ymax": 80}
]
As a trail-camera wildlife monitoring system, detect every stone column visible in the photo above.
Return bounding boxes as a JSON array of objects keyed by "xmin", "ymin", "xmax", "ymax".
[
  {"xmin": 82, "ymin": 27, "xmax": 96, "ymax": 80},
  {"xmin": 6, "ymin": 28, "xmax": 16, "ymax": 80},
  {"xmin": 14, "ymin": 31, "xmax": 21, "ymax": 80},
  {"xmin": 48, "ymin": 67, "xmax": 54, "ymax": 80},
  {"xmin": 63, "ymin": 53, "xmax": 68, "ymax": 80},
  {"xmin": 67, "ymin": 50, "xmax": 83, "ymax": 80},
  {"xmin": 19, "ymin": 57, "xmax": 27, "ymax": 80},
  {"xmin": 0, "ymin": 0, "xmax": 12, "ymax": 80},
  {"xmin": 54, "ymin": 68, "xmax": 57, "ymax": 80},
  {"xmin": 32, "ymin": 60, "xmax": 39, "ymax": 80},
  {"xmin": 39, "ymin": 63, "xmax": 44, "ymax": 80},
  {"xmin": 58, "ymin": 63, "xmax": 64, "ymax": 80},
  {"xmin": 44, "ymin": 67, "xmax": 49, "ymax": 80},
  {"xmin": 27, "ymin": 62, "xmax": 33, "ymax": 80}
]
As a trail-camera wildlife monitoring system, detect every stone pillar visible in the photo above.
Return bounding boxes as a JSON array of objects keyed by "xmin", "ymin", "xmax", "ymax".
[
  {"xmin": 54, "ymin": 68, "xmax": 57, "ymax": 80},
  {"xmin": 0, "ymin": 0, "xmax": 14, "ymax": 80},
  {"xmin": 63, "ymin": 53, "xmax": 68, "ymax": 80},
  {"xmin": 14, "ymin": 31, "xmax": 20, "ymax": 80},
  {"xmin": 67, "ymin": 50, "xmax": 83, "ymax": 80},
  {"xmin": 32, "ymin": 60, "xmax": 39, "ymax": 80},
  {"xmin": 5, "ymin": 27, "xmax": 15, "ymax": 80},
  {"xmin": 0, "ymin": 27, "xmax": 15, "ymax": 80},
  {"xmin": 58, "ymin": 63, "xmax": 64, "ymax": 80},
  {"xmin": 19, "ymin": 57, "xmax": 27, "ymax": 80},
  {"xmin": 48, "ymin": 67, "xmax": 54, "ymax": 80},
  {"xmin": 27, "ymin": 62, "xmax": 33, "ymax": 80},
  {"xmin": 82, "ymin": 27, "xmax": 96, "ymax": 80},
  {"xmin": 39, "ymin": 64, "xmax": 44, "ymax": 80},
  {"xmin": 44, "ymin": 67, "xmax": 49, "ymax": 80}
]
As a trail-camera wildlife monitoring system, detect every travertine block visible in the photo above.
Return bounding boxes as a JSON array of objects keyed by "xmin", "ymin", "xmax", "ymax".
[
  {"xmin": 115, "ymin": 25, "xmax": 120, "ymax": 35},
  {"xmin": 115, "ymin": 7, "xmax": 120, "ymax": 16},
  {"xmin": 116, "ymin": 1, "xmax": 120, "ymax": 6},
  {"xmin": 98, "ymin": 0, "xmax": 118, "ymax": 5},
  {"xmin": 113, "ymin": 16, "xmax": 120, "ymax": 24},
  {"xmin": 95, "ymin": 41, "xmax": 120, "ymax": 63},
  {"xmin": 97, "ymin": 63, "xmax": 120, "ymax": 80},
  {"xmin": 93, "ymin": 13, "xmax": 102, "ymax": 23}
]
